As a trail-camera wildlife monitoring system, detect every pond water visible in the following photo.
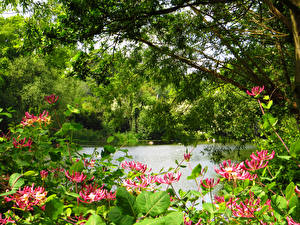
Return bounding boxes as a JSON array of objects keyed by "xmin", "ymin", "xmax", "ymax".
[{"xmin": 81, "ymin": 144, "xmax": 253, "ymax": 204}]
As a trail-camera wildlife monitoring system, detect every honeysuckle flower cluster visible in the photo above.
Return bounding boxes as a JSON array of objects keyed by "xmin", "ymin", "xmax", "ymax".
[
  {"xmin": 287, "ymin": 216, "xmax": 300, "ymax": 225},
  {"xmin": 0, "ymin": 213, "xmax": 15, "ymax": 224},
  {"xmin": 65, "ymin": 171, "xmax": 87, "ymax": 183},
  {"xmin": 215, "ymin": 159, "xmax": 257, "ymax": 181},
  {"xmin": 40, "ymin": 170, "xmax": 48, "ymax": 180},
  {"xmin": 121, "ymin": 161, "xmax": 182, "ymax": 192},
  {"xmin": 226, "ymin": 192, "xmax": 272, "ymax": 218},
  {"xmin": 121, "ymin": 161, "xmax": 151, "ymax": 174},
  {"xmin": 246, "ymin": 86, "xmax": 264, "ymax": 97},
  {"xmin": 156, "ymin": 172, "xmax": 182, "ymax": 185},
  {"xmin": 12, "ymin": 137, "xmax": 32, "ymax": 149},
  {"xmin": 200, "ymin": 178, "xmax": 220, "ymax": 189},
  {"xmin": 215, "ymin": 150, "xmax": 274, "ymax": 181},
  {"xmin": 44, "ymin": 94, "xmax": 59, "ymax": 104},
  {"xmin": 79, "ymin": 183, "xmax": 116, "ymax": 203},
  {"xmin": 184, "ymin": 151, "xmax": 191, "ymax": 162},
  {"xmin": 214, "ymin": 195, "xmax": 225, "ymax": 203},
  {"xmin": 123, "ymin": 175, "xmax": 157, "ymax": 190},
  {"xmin": 241, "ymin": 159, "xmax": 268, "ymax": 171},
  {"xmin": 250, "ymin": 150, "xmax": 275, "ymax": 161},
  {"xmin": 68, "ymin": 215, "xmax": 87, "ymax": 225},
  {"xmin": 241, "ymin": 150, "xmax": 274, "ymax": 171},
  {"xmin": 4, "ymin": 184, "xmax": 47, "ymax": 211},
  {"xmin": 20, "ymin": 111, "xmax": 51, "ymax": 127}
]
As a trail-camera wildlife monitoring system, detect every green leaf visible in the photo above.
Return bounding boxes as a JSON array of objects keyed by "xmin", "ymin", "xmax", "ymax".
[
  {"xmin": 251, "ymin": 186, "xmax": 266, "ymax": 198},
  {"xmin": 107, "ymin": 136, "xmax": 115, "ymax": 143},
  {"xmin": 187, "ymin": 163, "xmax": 202, "ymax": 180},
  {"xmin": 0, "ymin": 112, "xmax": 12, "ymax": 118},
  {"xmin": 108, "ymin": 207, "xmax": 135, "ymax": 225},
  {"xmin": 261, "ymin": 100, "xmax": 273, "ymax": 109},
  {"xmin": 233, "ymin": 187, "xmax": 244, "ymax": 195},
  {"xmin": 9, "ymin": 173, "xmax": 24, "ymax": 189},
  {"xmin": 136, "ymin": 191, "xmax": 170, "ymax": 217},
  {"xmin": 271, "ymin": 195, "xmax": 287, "ymax": 211},
  {"xmin": 0, "ymin": 189, "xmax": 17, "ymax": 197},
  {"xmin": 134, "ymin": 217, "xmax": 165, "ymax": 225},
  {"xmin": 101, "ymin": 145, "xmax": 117, "ymax": 158},
  {"xmin": 23, "ymin": 170, "xmax": 37, "ymax": 176},
  {"xmin": 116, "ymin": 187, "xmax": 137, "ymax": 217},
  {"xmin": 262, "ymin": 113, "xmax": 278, "ymax": 130},
  {"xmin": 285, "ymin": 182, "xmax": 295, "ymax": 200},
  {"xmin": 164, "ymin": 212, "xmax": 184, "ymax": 225},
  {"xmin": 290, "ymin": 139, "xmax": 300, "ymax": 158},
  {"xmin": 289, "ymin": 195, "xmax": 298, "ymax": 210},
  {"xmin": 64, "ymin": 109, "xmax": 72, "ymax": 117},
  {"xmin": 65, "ymin": 191, "xmax": 80, "ymax": 198},
  {"xmin": 277, "ymin": 155, "xmax": 292, "ymax": 160},
  {"xmin": 45, "ymin": 197, "xmax": 64, "ymax": 220},
  {"xmin": 86, "ymin": 214, "xmax": 106, "ymax": 225},
  {"xmin": 67, "ymin": 104, "xmax": 80, "ymax": 114}
]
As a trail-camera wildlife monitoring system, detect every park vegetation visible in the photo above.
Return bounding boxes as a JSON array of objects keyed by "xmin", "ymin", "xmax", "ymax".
[{"xmin": 0, "ymin": 0, "xmax": 299, "ymax": 224}]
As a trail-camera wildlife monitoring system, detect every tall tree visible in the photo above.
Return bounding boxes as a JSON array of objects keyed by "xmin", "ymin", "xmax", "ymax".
[{"xmin": 2, "ymin": 0, "xmax": 299, "ymax": 119}]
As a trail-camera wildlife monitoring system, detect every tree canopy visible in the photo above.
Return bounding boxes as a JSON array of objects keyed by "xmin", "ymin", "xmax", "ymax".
[
  {"xmin": 7, "ymin": 0, "xmax": 298, "ymax": 119},
  {"xmin": 1, "ymin": 0, "xmax": 299, "ymax": 142}
]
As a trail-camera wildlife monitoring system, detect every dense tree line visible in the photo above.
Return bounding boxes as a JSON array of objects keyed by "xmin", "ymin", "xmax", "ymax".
[{"xmin": 0, "ymin": 0, "xmax": 299, "ymax": 145}]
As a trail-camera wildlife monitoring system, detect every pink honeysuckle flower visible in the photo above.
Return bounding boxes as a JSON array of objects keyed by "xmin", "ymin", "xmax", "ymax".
[
  {"xmin": 184, "ymin": 214, "xmax": 192, "ymax": 225},
  {"xmin": 200, "ymin": 178, "xmax": 220, "ymax": 189},
  {"xmin": 4, "ymin": 184, "xmax": 47, "ymax": 211},
  {"xmin": 287, "ymin": 216, "xmax": 300, "ymax": 225},
  {"xmin": 295, "ymin": 186, "xmax": 300, "ymax": 197},
  {"xmin": 84, "ymin": 159, "xmax": 95, "ymax": 168},
  {"xmin": 40, "ymin": 170, "xmax": 48, "ymax": 180},
  {"xmin": 65, "ymin": 171, "xmax": 87, "ymax": 183},
  {"xmin": 123, "ymin": 175, "xmax": 157, "ymax": 190},
  {"xmin": 44, "ymin": 94, "xmax": 59, "ymax": 104},
  {"xmin": 215, "ymin": 160, "xmax": 257, "ymax": 181},
  {"xmin": 184, "ymin": 152, "xmax": 191, "ymax": 162},
  {"xmin": 250, "ymin": 150, "xmax": 275, "ymax": 161},
  {"xmin": 241, "ymin": 159, "xmax": 269, "ymax": 171},
  {"xmin": 68, "ymin": 215, "xmax": 88, "ymax": 225},
  {"xmin": 0, "ymin": 213, "xmax": 15, "ymax": 224},
  {"xmin": 246, "ymin": 86, "xmax": 264, "ymax": 97},
  {"xmin": 226, "ymin": 192, "xmax": 271, "ymax": 218},
  {"xmin": 214, "ymin": 195, "xmax": 225, "ymax": 203},
  {"xmin": 20, "ymin": 111, "xmax": 51, "ymax": 127},
  {"xmin": 155, "ymin": 172, "xmax": 182, "ymax": 185},
  {"xmin": 105, "ymin": 191, "xmax": 116, "ymax": 201},
  {"xmin": 79, "ymin": 184, "xmax": 107, "ymax": 203},
  {"xmin": 121, "ymin": 161, "xmax": 151, "ymax": 174},
  {"xmin": 13, "ymin": 137, "xmax": 32, "ymax": 149}
]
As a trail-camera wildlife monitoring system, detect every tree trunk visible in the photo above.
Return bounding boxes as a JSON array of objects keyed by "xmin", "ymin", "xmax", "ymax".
[{"xmin": 290, "ymin": 9, "xmax": 300, "ymax": 122}]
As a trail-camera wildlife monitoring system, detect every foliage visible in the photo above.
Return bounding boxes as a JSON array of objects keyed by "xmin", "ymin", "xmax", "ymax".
[
  {"xmin": 9, "ymin": 0, "xmax": 299, "ymax": 119},
  {"xmin": 0, "ymin": 88, "xmax": 299, "ymax": 224}
]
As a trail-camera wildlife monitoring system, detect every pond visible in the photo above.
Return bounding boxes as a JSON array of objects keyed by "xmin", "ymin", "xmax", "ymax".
[{"xmin": 81, "ymin": 143, "xmax": 253, "ymax": 205}]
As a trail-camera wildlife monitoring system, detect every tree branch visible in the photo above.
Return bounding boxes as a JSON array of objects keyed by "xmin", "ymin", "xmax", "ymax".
[{"xmin": 136, "ymin": 37, "xmax": 248, "ymax": 92}]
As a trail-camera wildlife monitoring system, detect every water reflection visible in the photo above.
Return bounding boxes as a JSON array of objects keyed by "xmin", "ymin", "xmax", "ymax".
[{"xmin": 82, "ymin": 144, "xmax": 228, "ymax": 205}]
